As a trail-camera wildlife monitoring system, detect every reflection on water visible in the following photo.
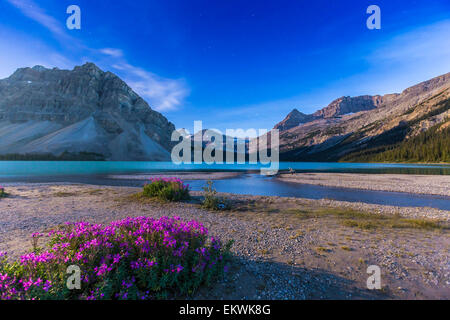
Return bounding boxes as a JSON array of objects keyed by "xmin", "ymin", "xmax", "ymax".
[{"xmin": 184, "ymin": 174, "xmax": 450, "ymax": 211}]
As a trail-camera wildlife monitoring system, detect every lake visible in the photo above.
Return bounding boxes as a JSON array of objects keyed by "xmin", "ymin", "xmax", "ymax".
[
  {"xmin": 0, "ymin": 161, "xmax": 449, "ymax": 176},
  {"xmin": 0, "ymin": 161, "xmax": 449, "ymax": 210}
]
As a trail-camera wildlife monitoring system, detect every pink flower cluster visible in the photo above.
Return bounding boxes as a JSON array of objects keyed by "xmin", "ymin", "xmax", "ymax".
[
  {"xmin": 0, "ymin": 216, "xmax": 229, "ymax": 300},
  {"xmin": 149, "ymin": 176, "xmax": 184, "ymax": 183},
  {"xmin": 146, "ymin": 176, "xmax": 190, "ymax": 190}
]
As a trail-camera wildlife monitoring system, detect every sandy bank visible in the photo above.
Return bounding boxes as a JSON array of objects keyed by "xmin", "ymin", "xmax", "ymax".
[
  {"xmin": 0, "ymin": 184, "xmax": 448, "ymax": 299},
  {"xmin": 277, "ymin": 173, "xmax": 450, "ymax": 197}
]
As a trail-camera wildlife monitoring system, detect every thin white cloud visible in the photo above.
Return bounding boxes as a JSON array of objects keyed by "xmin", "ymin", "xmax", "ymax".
[
  {"xmin": 5, "ymin": 0, "xmax": 190, "ymax": 112},
  {"xmin": 215, "ymin": 19, "xmax": 450, "ymax": 125},
  {"xmin": 368, "ymin": 20, "xmax": 450, "ymax": 64},
  {"xmin": 357, "ymin": 19, "xmax": 450, "ymax": 94},
  {"xmin": 99, "ymin": 48, "xmax": 124, "ymax": 58},
  {"xmin": 111, "ymin": 62, "xmax": 189, "ymax": 112},
  {"xmin": 6, "ymin": 0, "xmax": 70, "ymax": 41}
]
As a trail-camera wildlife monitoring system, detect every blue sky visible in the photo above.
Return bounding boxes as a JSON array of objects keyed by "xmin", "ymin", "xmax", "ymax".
[{"xmin": 1, "ymin": 0, "xmax": 450, "ymax": 135}]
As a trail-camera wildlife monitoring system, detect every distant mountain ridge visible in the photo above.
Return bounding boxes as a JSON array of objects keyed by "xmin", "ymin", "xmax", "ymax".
[
  {"xmin": 312, "ymin": 95, "xmax": 385, "ymax": 119},
  {"xmin": 271, "ymin": 72, "xmax": 450, "ymax": 162},
  {"xmin": 1, "ymin": 63, "xmax": 449, "ymax": 163},
  {"xmin": 274, "ymin": 95, "xmax": 386, "ymax": 131},
  {"xmin": 0, "ymin": 63, "xmax": 175, "ymax": 160},
  {"xmin": 274, "ymin": 109, "xmax": 314, "ymax": 131}
]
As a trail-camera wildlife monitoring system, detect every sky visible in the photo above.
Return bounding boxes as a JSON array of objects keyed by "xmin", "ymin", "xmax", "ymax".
[{"xmin": 0, "ymin": 0, "xmax": 449, "ymax": 136}]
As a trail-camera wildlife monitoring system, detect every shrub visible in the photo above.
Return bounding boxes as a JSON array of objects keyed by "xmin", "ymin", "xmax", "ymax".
[
  {"xmin": 0, "ymin": 216, "xmax": 232, "ymax": 300},
  {"xmin": 201, "ymin": 180, "xmax": 231, "ymax": 211},
  {"xmin": 0, "ymin": 186, "xmax": 6, "ymax": 198},
  {"xmin": 142, "ymin": 177, "xmax": 190, "ymax": 202}
]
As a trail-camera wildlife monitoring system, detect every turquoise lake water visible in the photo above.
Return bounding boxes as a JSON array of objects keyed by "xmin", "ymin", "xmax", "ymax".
[
  {"xmin": 0, "ymin": 161, "xmax": 449, "ymax": 210},
  {"xmin": 0, "ymin": 161, "xmax": 449, "ymax": 176}
]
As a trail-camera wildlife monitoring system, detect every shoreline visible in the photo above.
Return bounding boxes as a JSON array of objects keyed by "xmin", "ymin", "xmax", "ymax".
[
  {"xmin": 1, "ymin": 182, "xmax": 449, "ymax": 220},
  {"xmin": 2, "ymin": 171, "xmax": 449, "ymax": 211},
  {"xmin": 0, "ymin": 183, "xmax": 448, "ymax": 299},
  {"xmin": 277, "ymin": 173, "xmax": 450, "ymax": 197},
  {"xmin": 207, "ymin": 191, "xmax": 450, "ymax": 222},
  {"xmin": 107, "ymin": 171, "xmax": 243, "ymax": 181}
]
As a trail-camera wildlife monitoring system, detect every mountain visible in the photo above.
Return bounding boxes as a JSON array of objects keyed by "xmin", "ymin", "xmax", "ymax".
[
  {"xmin": 274, "ymin": 95, "xmax": 386, "ymax": 132},
  {"xmin": 271, "ymin": 72, "xmax": 450, "ymax": 162},
  {"xmin": 0, "ymin": 63, "xmax": 175, "ymax": 160},
  {"xmin": 274, "ymin": 109, "xmax": 314, "ymax": 131},
  {"xmin": 312, "ymin": 95, "xmax": 385, "ymax": 119},
  {"xmin": 179, "ymin": 129, "xmax": 249, "ymax": 162}
]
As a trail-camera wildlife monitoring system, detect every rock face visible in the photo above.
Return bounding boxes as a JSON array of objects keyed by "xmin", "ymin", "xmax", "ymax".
[
  {"xmin": 274, "ymin": 109, "xmax": 314, "ymax": 131},
  {"xmin": 270, "ymin": 72, "xmax": 450, "ymax": 161},
  {"xmin": 312, "ymin": 95, "xmax": 385, "ymax": 119},
  {"xmin": 0, "ymin": 63, "xmax": 175, "ymax": 160},
  {"xmin": 275, "ymin": 96, "xmax": 386, "ymax": 132}
]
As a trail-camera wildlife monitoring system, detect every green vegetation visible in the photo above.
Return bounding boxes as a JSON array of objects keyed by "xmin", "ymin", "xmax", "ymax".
[
  {"xmin": 53, "ymin": 191, "xmax": 77, "ymax": 197},
  {"xmin": 0, "ymin": 216, "xmax": 232, "ymax": 300},
  {"xmin": 315, "ymin": 246, "xmax": 331, "ymax": 254},
  {"xmin": 142, "ymin": 177, "xmax": 190, "ymax": 202},
  {"xmin": 201, "ymin": 180, "xmax": 231, "ymax": 211},
  {"xmin": 83, "ymin": 189, "xmax": 104, "ymax": 196},
  {"xmin": 281, "ymin": 97, "xmax": 450, "ymax": 163},
  {"xmin": 281, "ymin": 207, "xmax": 447, "ymax": 231},
  {"xmin": 342, "ymin": 124, "xmax": 450, "ymax": 163},
  {"xmin": 0, "ymin": 186, "xmax": 6, "ymax": 198},
  {"xmin": 0, "ymin": 151, "xmax": 105, "ymax": 161},
  {"xmin": 343, "ymin": 97, "xmax": 450, "ymax": 163}
]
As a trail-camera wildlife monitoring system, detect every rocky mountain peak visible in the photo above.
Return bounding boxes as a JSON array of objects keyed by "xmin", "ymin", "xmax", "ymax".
[
  {"xmin": 274, "ymin": 108, "xmax": 313, "ymax": 131},
  {"xmin": 31, "ymin": 65, "xmax": 48, "ymax": 72},
  {"xmin": 275, "ymin": 72, "xmax": 450, "ymax": 161},
  {"xmin": 401, "ymin": 72, "xmax": 450, "ymax": 96},
  {"xmin": 74, "ymin": 62, "xmax": 103, "ymax": 77},
  {"xmin": 312, "ymin": 95, "xmax": 383, "ymax": 119},
  {"xmin": 8, "ymin": 65, "xmax": 49, "ymax": 81},
  {"xmin": 274, "ymin": 95, "xmax": 386, "ymax": 132},
  {"xmin": 0, "ymin": 63, "xmax": 176, "ymax": 160},
  {"xmin": 287, "ymin": 108, "xmax": 303, "ymax": 117}
]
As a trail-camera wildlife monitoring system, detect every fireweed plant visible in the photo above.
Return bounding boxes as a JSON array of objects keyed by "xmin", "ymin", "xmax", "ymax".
[
  {"xmin": 143, "ymin": 177, "xmax": 190, "ymax": 202},
  {"xmin": 0, "ymin": 216, "xmax": 232, "ymax": 300}
]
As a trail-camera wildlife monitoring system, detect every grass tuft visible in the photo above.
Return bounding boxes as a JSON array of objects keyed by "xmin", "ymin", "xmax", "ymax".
[
  {"xmin": 315, "ymin": 246, "xmax": 331, "ymax": 254},
  {"xmin": 53, "ymin": 192, "xmax": 77, "ymax": 197},
  {"xmin": 282, "ymin": 207, "xmax": 448, "ymax": 231}
]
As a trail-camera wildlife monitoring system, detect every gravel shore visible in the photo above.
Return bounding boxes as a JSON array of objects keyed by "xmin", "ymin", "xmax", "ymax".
[
  {"xmin": 0, "ymin": 183, "xmax": 449, "ymax": 300},
  {"xmin": 277, "ymin": 173, "xmax": 450, "ymax": 196}
]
